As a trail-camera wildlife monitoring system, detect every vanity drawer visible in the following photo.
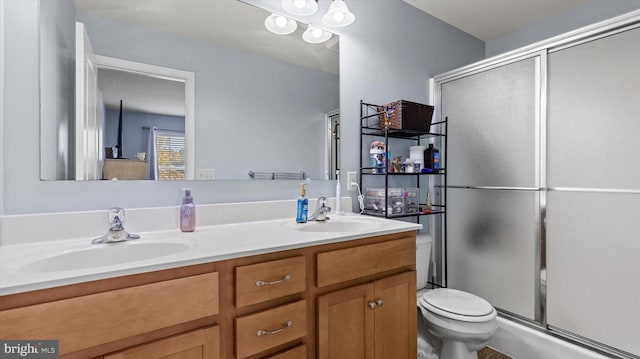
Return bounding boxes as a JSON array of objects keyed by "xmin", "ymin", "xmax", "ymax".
[
  {"xmin": 263, "ymin": 344, "xmax": 307, "ymax": 359},
  {"xmin": 0, "ymin": 272, "xmax": 219, "ymax": 355},
  {"xmin": 235, "ymin": 256, "xmax": 306, "ymax": 307},
  {"xmin": 104, "ymin": 326, "xmax": 220, "ymax": 359},
  {"xmin": 235, "ymin": 300, "xmax": 307, "ymax": 359},
  {"xmin": 316, "ymin": 236, "xmax": 415, "ymax": 287}
]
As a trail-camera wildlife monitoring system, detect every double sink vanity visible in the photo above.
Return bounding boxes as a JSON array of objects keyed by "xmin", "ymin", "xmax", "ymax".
[{"xmin": 0, "ymin": 203, "xmax": 421, "ymax": 359}]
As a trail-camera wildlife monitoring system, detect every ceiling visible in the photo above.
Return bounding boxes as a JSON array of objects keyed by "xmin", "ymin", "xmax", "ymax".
[
  {"xmin": 404, "ymin": 0, "xmax": 592, "ymax": 41},
  {"xmin": 97, "ymin": 68, "xmax": 186, "ymax": 116}
]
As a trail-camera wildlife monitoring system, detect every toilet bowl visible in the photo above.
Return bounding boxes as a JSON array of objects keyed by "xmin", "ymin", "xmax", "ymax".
[
  {"xmin": 419, "ymin": 288, "xmax": 497, "ymax": 359},
  {"xmin": 416, "ymin": 235, "xmax": 498, "ymax": 359}
]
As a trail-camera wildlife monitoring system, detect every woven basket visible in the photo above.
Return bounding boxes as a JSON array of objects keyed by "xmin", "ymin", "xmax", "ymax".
[{"xmin": 378, "ymin": 100, "xmax": 434, "ymax": 132}]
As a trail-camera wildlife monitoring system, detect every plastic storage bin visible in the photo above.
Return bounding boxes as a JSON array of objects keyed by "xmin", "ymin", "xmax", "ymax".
[
  {"xmin": 365, "ymin": 188, "xmax": 405, "ymax": 216},
  {"xmin": 403, "ymin": 188, "xmax": 420, "ymax": 214}
]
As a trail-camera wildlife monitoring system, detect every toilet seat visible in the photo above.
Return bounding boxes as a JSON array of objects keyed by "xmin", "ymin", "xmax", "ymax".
[{"xmin": 419, "ymin": 288, "xmax": 496, "ymax": 323}]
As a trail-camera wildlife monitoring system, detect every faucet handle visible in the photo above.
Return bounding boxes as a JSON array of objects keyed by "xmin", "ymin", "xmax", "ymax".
[
  {"xmin": 316, "ymin": 196, "xmax": 329, "ymax": 208},
  {"xmin": 92, "ymin": 207, "xmax": 139, "ymax": 244},
  {"xmin": 108, "ymin": 207, "xmax": 125, "ymax": 230}
]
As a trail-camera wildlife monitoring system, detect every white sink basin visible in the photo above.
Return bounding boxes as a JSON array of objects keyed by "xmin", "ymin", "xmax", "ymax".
[
  {"xmin": 295, "ymin": 216, "xmax": 384, "ymax": 233},
  {"xmin": 19, "ymin": 240, "xmax": 193, "ymax": 273}
]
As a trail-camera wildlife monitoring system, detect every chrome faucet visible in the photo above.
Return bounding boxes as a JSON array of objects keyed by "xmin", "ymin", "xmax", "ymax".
[
  {"xmin": 92, "ymin": 207, "xmax": 140, "ymax": 244},
  {"xmin": 308, "ymin": 197, "xmax": 331, "ymax": 221}
]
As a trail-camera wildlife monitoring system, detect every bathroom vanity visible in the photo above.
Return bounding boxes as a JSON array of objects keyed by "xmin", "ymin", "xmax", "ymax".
[{"xmin": 0, "ymin": 214, "xmax": 419, "ymax": 359}]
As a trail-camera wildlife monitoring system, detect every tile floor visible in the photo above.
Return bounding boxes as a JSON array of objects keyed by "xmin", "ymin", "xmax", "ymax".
[{"xmin": 478, "ymin": 347, "xmax": 513, "ymax": 359}]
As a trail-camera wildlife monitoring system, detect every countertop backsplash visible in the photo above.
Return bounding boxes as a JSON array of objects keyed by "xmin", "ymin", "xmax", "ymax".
[{"xmin": 0, "ymin": 197, "xmax": 353, "ymax": 246}]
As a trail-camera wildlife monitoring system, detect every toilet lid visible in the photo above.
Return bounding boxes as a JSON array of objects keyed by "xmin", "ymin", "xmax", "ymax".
[{"xmin": 419, "ymin": 288, "xmax": 496, "ymax": 322}]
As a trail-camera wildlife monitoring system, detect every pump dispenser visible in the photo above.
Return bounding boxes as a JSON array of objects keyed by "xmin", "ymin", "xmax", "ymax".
[
  {"xmin": 180, "ymin": 188, "xmax": 196, "ymax": 232},
  {"xmin": 296, "ymin": 183, "xmax": 309, "ymax": 223}
]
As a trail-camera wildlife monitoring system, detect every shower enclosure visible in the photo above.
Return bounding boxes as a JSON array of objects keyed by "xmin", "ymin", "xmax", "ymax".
[{"xmin": 432, "ymin": 12, "xmax": 640, "ymax": 359}]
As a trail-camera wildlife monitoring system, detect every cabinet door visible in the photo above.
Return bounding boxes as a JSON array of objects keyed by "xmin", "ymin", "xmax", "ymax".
[
  {"xmin": 317, "ymin": 272, "xmax": 417, "ymax": 359},
  {"xmin": 373, "ymin": 272, "xmax": 417, "ymax": 359},
  {"xmin": 104, "ymin": 326, "xmax": 219, "ymax": 359},
  {"xmin": 317, "ymin": 283, "xmax": 374, "ymax": 359}
]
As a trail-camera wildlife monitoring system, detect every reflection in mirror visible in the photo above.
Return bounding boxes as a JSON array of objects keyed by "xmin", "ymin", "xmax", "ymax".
[
  {"xmin": 327, "ymin": 111, "xmax": 340, "ymax": 179},
  {"xmin": 75, "ymin": 51, "xmax": 194, "ymax": 180},
  {"xmin": 39, "ymin": 0, "xmax": 339, "ymax": 181}
]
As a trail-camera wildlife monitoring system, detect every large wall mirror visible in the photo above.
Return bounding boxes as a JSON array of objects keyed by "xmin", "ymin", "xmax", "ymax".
[{"xmin": 40, "ymin": 0, "xmax": 340, "ymax": 181}]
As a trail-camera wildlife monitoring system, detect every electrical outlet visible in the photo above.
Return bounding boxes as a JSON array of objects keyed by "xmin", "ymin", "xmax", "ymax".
[
  {"xmin": 347, "ymin": 171, "xmax": 358, "ymax": 191},
  {"xmin": 196, "ymin": 169, "xmax": 216, "ymax": 180}
]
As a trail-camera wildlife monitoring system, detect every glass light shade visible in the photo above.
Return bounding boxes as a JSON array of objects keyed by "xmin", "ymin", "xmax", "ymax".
[
  {"xmin": 264, "ymin": 13, "xmax": 298, "ymax": 35},
  {"xmin": 322, "ymin": 0, "xmax": 355, "ymax": 27},
  {"xmin": 302, "ymin": 25, "xmax": 332, "ymax": 44},
  {"xmin": 282, "ymin": 0, "xmax": 318, "ymax": 16}
]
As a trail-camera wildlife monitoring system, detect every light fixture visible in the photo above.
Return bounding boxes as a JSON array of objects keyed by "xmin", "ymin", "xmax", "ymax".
[
  {"xmin": 282, "ymin": 0, "xmax": 318, "ymax": 16},
  {"xmin": 264, "ymin": 13, "xmax": 298, "ymax": 35},
  {"xmin": 322, "ymin": 0, "xmax": 355, "ymax": 27},
  {"xmin": 302, "ymin": 24, "xmax": 332, "ymax": 44}
]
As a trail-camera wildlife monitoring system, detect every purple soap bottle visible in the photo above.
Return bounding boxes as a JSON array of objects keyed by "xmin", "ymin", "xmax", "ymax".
[{"xmin": 180, "ymin": 188, "xmax": 196, "ymax": 232}]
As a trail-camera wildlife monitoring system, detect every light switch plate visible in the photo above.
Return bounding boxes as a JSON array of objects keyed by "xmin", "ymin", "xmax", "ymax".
[{"xmin": 196, "ymin": 169, "xmax": 216, "ymax": 180}]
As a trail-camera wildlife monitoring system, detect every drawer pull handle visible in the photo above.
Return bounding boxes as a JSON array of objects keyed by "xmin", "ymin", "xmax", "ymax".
[
  {"xmin": 376, "ymin": 299, "xmax": 384, "ymax": 307},
  {"xmin": 256, "ymin": 274, "xmax": 291, "ymax": 287},
  {"xmin": 256, "ymin": 320, "xmax": 292, "ymax": 336},
  {"xmin": 368, "ymin": 301, "xmax": 377, "ymax": 309}
]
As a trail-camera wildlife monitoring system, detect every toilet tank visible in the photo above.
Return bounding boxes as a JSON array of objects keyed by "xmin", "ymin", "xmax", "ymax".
[{"xmin": 416, "ymin": 234, "xmax": 433, "ymax": 290}]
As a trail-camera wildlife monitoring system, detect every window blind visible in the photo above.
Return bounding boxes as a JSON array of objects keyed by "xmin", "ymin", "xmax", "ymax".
[{"xmin": 155, "ymin": 130, "xmax": 185, "ymax": 180}]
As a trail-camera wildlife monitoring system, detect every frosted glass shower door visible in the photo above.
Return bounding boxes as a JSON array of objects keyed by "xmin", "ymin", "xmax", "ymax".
[
  {"xmin": 447, "ymin": 188, "xmax": 538, "ymax": 319},
  {"xmin": 546, "ymin": 192, "xmax": 640, "ymax": 355},
  {"xmin": 442, "ymin": 56, "xmax": 539, "ymax": 189},
  {"xmin": 546, "ymin": 27, "xmax": 640, "ymax": 356},
  {"xmin": 440, "ymin": 55, "xmax": 540, "ymax": 320}
]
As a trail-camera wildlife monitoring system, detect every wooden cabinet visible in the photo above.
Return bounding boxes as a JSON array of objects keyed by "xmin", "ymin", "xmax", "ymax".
[
  {"xmin": 234, "ymin": 255, "xmax": 308, "ymax": 358},
  {"xmin": 263, "ymin": 345, "xmax": 307, "ymax": 359},
  {"xmin": 317, "ymin": 272, "xmax": 416, "ymax": 359},
  {"xmin": 235, "ymin": 300, "xmax": 307, "ymax": 358},
  {"xmin": 0, "ymin": 272, "xmax": 219, "ymax": 356},
  {"xmin": 0, "ymin": 231, "xmax": 416, "ymax": 359},
  {"xmin": 317, "ymin": 282, "xmax": 373, "ymax": 359},
  {"xmin": 235, "ymin": 256, "xmax": 306, "ymax": 308},
  {"xmin": 104, "ymin": 326, "xmax": 219, "ymax": 359},
  {"xmin": 316, "ymin": 236, "xmax": 417, "ymax": 359},
  {"xmin": 103, "ymin": 159, "xmax": 147, "ymax": 180},
  {"xmin": 373, "ymin": 272, "xmax": 417, "ymax": 359},
  {"xmin": 316, "ymin": 239, "xmax": 415, "ymax": 288}
]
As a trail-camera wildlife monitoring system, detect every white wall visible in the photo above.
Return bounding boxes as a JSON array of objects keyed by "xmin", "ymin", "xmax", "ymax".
[
  {"xmin": 0, "ymin": 0, "xmax": 5, "ymax": 215},
  {"xmin": 339, "ymin": 0, "xmax": 485, "ymax": 198},
  {"xmin": 1, "ymin": 0, "xmax": 484, "ymax": 215},
  {"xmin": 486, "ymin": 0, "xmax": 640, "ymax": 57}
]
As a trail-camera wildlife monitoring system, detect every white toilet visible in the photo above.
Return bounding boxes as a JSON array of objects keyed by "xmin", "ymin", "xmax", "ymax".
[{"xmin": 416, "ymin": 235, "xmax": 498, "ymax": 359}]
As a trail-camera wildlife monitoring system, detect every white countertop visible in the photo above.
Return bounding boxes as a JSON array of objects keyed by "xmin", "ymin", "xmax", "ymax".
[{"xmin": 0, "ymin": 214, "xmax": 421, "ymax": 295}]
